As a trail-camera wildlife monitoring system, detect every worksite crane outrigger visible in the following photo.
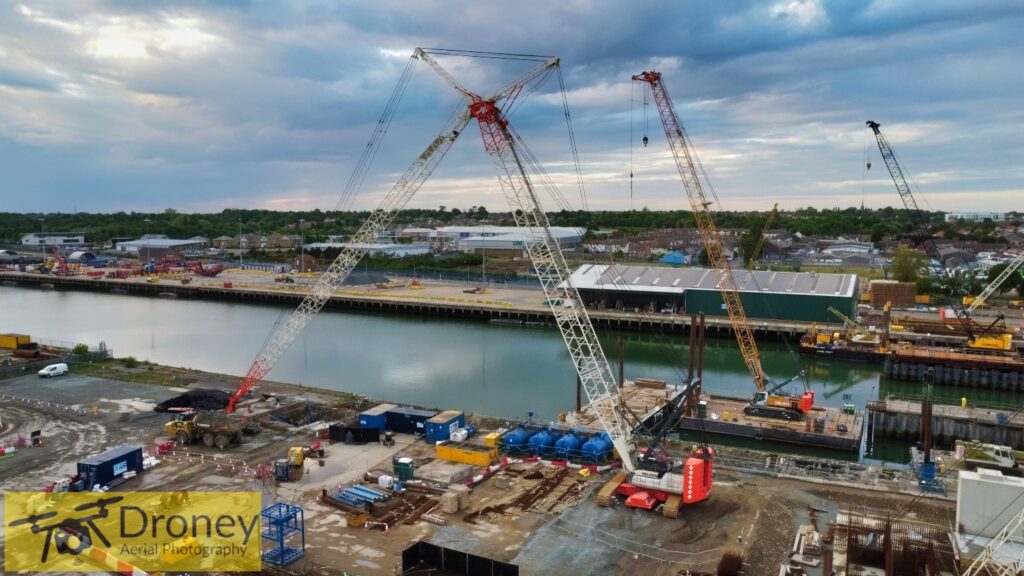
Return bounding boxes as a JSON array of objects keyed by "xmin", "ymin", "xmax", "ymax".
[
  {"xmin": 634, "ymin": 70, "xmax": 813, "ymax": 422},
  {"xmin": 228, "ymin": 49, "xmax": 713, "ymax": 517}
]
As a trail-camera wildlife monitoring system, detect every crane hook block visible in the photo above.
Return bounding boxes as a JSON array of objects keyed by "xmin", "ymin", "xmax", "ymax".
[
  {"xmin": 642, "ymin": 135, "xmax": 649, "ymax": 147},
  {"xmin": 866, "ymin": 161, "xmax": 871, "ymax": 170}
]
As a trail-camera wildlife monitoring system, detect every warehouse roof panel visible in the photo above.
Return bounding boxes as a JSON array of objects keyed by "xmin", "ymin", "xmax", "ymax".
[{"xmin": 566, "ymin": 264, "xmax": 857, "ymax": 298}]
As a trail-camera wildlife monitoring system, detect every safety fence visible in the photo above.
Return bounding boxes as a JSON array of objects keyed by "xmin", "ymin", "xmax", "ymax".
[{"xmin": 0, "ymin": 349, "xmax": 111, "ymax": 380}]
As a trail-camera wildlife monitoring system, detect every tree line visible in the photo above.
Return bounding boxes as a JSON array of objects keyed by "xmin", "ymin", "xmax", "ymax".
[{"xmin": 0, "ymin": 207, "xmax": 1017, "ymax": 245}]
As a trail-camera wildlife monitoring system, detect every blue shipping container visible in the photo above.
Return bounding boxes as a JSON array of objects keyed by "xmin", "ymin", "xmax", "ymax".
[
  {"xmin": 77, "ymin": 445, "xmax": 143, "ymax": 490},
  {"xmin": 424, "ymin": 410, "xmax": 465, "ymax": 443},
  {"xmin": 359, "ymin": 403, "xmax": 397, "ymax": 431},
  {"xmin": 386, "ymin": 407, "xmax": 437, "ymax": 435}
]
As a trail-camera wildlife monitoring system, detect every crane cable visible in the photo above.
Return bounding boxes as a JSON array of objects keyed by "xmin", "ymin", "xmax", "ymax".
[
  {"xmin": 862, "ymin": 124, "xmax": 871, "ymax": 209},
  {"xmin": 629, "ymin": 81, "xmax": 635, "ymax": 209},
  {"xmin": 557, "ymin": 66, "xmax": 589, "ymax": 212},
  {"xmin": 335, "ymin": 55, "xmax": 418, "ymax": 212}
]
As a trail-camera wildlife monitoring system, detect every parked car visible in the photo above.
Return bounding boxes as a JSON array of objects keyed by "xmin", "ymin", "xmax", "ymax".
[
  {"xmin": 38, "ymin": 363, "xmax": 69, "ymax": 378},
  {"xmin": 0, "ymin": 249, "xmax": 24, "ymax": 263}
]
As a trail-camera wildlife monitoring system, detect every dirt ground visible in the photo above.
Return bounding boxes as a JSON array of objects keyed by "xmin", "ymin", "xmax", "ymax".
[{"xmin": 0, "ymin": 369, "xmax": 957, "ymax": 576}]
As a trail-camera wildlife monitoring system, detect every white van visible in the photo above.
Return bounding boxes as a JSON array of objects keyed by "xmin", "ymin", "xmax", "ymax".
[{"xmin": 37, "ymin": 363, "xmax": 69, "ymax": 378}]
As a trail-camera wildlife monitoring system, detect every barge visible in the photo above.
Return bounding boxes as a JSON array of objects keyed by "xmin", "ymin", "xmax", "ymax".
[
  {"xmin": 676, "ymin": 394, "xmax": 864, "ymax": 453},
  {"xmin": 883, "ymin": 346, "xmax": 1024, "ymax": 388},
  {"xmin": 579, "ymin": 383, "xmax": 865, "ymax": 453}
]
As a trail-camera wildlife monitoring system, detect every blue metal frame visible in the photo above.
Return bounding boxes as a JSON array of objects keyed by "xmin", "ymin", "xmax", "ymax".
[{"xmin": 261, "ymin": 502, "xmax": 305, "ymax": 566}]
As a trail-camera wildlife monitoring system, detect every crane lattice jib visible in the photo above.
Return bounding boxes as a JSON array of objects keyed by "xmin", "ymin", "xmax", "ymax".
[
  {"xmin": 227, "ymin": 55, "xmax": 569, "ymax": 413},
  {"xmin": 968, "ymin": 252, "xmax": 1024, "ymax": 313},
  {"xmin": 416, "ymin": 50, "xmax": 635, "ymax": 470},
  {"xmin": 226, "ymin": 108, "xmax": 470, "ymax": 412},
  {"xmin": 748, "ymin": 202, "xmax": 778, "ymax": 267},
  {"xmin": 474, "ymin": 110, "xmax": 633, "ymax": 470},
  {"xmin": 866, "ymin": 121, "xmax": 920, "ymax": 211},
  {"xmin": 634, "ymin": 70, "xmax": 767, "ymax": 390}
]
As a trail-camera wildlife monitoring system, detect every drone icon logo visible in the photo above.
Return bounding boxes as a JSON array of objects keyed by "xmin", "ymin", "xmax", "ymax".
[{"xmin": 8, "ymin": 495, "xmax": 123, "ymax": 564}]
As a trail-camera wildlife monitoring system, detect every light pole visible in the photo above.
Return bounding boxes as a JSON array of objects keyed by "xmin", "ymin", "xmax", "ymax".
[
  {"xmin": 143, "ymin": 219, "xmax": 151, "ymax": 263},
  {"xmin": 299, "ymin": 219, "xmax": 305, "ymax": 272},
  {"xmin": 238, "ymin": 218, "xmax": 243, "ymax": 269}
]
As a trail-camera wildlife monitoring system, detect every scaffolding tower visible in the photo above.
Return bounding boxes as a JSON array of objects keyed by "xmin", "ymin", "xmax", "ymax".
[{"xmin": 261, "ymin": 502, "xmax": 305, "ymax": 566}]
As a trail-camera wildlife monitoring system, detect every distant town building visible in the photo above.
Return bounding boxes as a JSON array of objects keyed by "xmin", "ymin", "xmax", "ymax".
[
  {"xmin": 944, "ymin": 211, "xmax": 1007, "ymax": 223},
  {"xmin": 398, "ymin": 227, "xmax": 433, "ymax": 242},
  {"xmin": 212, "ymin": 236, "xmax": 236, "ymax": 249},
  {"xmin": 303, "ymin": 242, "xmax": 430, "ymax": 258},
  {"xmin": 455, "ymin": 227, "xmax": 585, "ymax": 257},
  {"xmin": 19, "ymin": 232, "xmax": 86, "ymax": 247},
  {"xmin": 115, "ymin": 235, "xmax": 207, "ymax": 259}
]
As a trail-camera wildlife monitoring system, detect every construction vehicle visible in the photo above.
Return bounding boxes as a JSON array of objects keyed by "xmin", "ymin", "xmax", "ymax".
[
  {"xmin": 191, "ymin": 261, "xmax": 226, "ymax": 277},
  {"xmin": 223, "ymin": 53, "xmax": 560, "ymax": 415},
  {"xmin": 40, "ymin": 246, "xmax": 75, "ymax": 277},
  {"xmin": 956, "ymin": 439, "xmax": 1024, "ymax": 472},
  {"xmin": 635, "ymin": 69, "xmax": 811, "ymax": 422},
  {"xmin": 746, "ymin": 202, "xmax": 778, "ymax": 267},
  {"xmin": 417, "ymin": 51, "xmax": 712, "ymax": 515},
  {"xmin": 966, "ymin": 252, "xmax": 1024, "ymax": 312},
  {"xmin": 227, "ymin": 49, "xmax": 710, "ymax": 517},
  {"xmin": 800, "ymin": 305, "xmax": 890, "ymax": 363},
  {"xmin": 868, "ymin": 120, "xmax": 1015, "ymax": 354},
  {"xmin": 164, "ymin": 410, "xmax": 246, "ymax": 449}
]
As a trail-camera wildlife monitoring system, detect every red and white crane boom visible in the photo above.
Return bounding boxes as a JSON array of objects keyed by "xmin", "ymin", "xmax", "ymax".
[
  {"xmin": 414, "ymin": 50, "xmax": 636, "ymax": 470},
  {"xmin": 227, "ymin": 58, "xmax": 559, "ymax": 413}
]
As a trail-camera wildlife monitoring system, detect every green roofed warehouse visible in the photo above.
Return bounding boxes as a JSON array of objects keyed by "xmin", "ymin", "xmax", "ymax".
[{"xmin": 566, "ymin": 264, "xmax": 859, "ymax": 323}]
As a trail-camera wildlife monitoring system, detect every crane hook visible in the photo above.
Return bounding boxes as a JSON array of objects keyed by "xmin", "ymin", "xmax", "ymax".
[
  {"xmin": 642, "ymin": 135, "xmax": 649, "ymax": 147},
  {"xmin": 866, "ymin": 161, "xmax": 872, "ymax": 171}
]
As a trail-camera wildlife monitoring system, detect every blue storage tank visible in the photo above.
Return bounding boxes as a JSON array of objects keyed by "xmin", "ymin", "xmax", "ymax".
[
  {"xmin": 580, "ymin": 432, "xmax": 613, "ymax": 463},
  {"xmin": 528, "ymin": 428, "xmax": 563, "ymax": 456},
  {"xmin": 502, "ymin": 426, "xmax": 531, "ymax": 452},
  {"xmin": 424, "ymin": 410, "xmax": 465, "ymax": 443},
  {"xmin": 359, "ymin": 403, "xmax": 397, "ymax": 431},
  {"xmin": 553, "ymin": 432, "xmax": 580, "ymax": 460},
  {"xmin": 463, "ymin": 424, "xmax": 477, "ymax": 439}
]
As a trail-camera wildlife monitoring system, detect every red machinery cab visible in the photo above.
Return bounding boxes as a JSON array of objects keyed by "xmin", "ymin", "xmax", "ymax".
[{"xmin": 799, "ymin": 390, "xmax": 815, "ymax": 413}]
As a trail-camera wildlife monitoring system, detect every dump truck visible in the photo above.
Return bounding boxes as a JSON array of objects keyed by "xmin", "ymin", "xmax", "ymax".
[{"xmin": 164, "ymin": 411, "xmax": 246, "ymax": 449}]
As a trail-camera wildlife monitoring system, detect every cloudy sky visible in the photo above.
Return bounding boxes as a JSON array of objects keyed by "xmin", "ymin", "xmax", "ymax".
[{"xmin": 2, "ymin": 1, "xmax": 1022, "ymax": 214}]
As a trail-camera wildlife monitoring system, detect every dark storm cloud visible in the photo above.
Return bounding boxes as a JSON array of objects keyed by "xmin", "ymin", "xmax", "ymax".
[{"xmin": 0, "ymin": 0, "xmax": 1021, "ymax": 212}]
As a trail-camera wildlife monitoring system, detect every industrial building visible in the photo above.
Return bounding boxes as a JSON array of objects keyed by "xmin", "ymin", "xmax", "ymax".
[
  {"xmin": 945, "ymin": 211, "xmax": 1008, "ymax": 223},
  {"xmin": 19, "ymin": 232, "xmax": 86, "ymax": 247},
  {"xmin": 115, "ymin": 235, "xmax": 208, "ymax": 259},
  {"xmin": 303, "ymin": 242, "xmax": 430, "ymax": 258},
  {"xmin": 438, "ymin": 226, "xmax": 584, "ymax": 257},
  {"xmin": 567, "ymin": 264, "xmax": 858, "ymax": 322}
]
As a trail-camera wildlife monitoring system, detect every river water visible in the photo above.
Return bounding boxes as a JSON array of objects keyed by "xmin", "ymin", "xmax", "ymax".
[{"xmin": 1, "ymin": 284, "xmax": 1019, "ymax": 445}]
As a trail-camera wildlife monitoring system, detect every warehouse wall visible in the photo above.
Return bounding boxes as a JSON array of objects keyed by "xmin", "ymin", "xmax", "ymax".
[
  {"xmin": 577, "ymin": 285, "xmax": 857, "ymax": 323},
  {"xmin": 683, "ymin": 289, "xmax": 857, "ymax": 323}
]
